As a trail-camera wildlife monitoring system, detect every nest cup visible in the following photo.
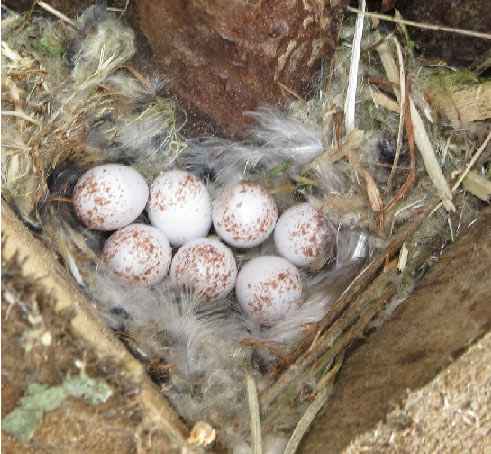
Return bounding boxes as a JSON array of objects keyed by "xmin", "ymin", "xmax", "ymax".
[
  {"xmin": 1, "ymin": 5, "xmax": 371, "ymax": 450},
  {"xmin": 6, "ymin": 3, "xmax": 487, "ymax": 453}
]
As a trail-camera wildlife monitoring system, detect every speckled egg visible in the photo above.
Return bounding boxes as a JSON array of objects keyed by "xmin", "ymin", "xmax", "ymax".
[
  {"xmin": 73, "ymin": 164, "xmax": 149, "ymax": 231},
  {"xmin": 212, "ymin": 182, "xmax": 278, "ymax": 249},
  {"xmin": 147, "ymin": 170, "xmax": 212, "ymax": 247},
  {"xmin": 170, "ymin": 237, "xmax": 237, "ymax": 301},
  {"xmin": 235, "ymin": 256, "xmax": 303, "ymax": 325},
  {"xmin": 274, "ymin": 203, "xmax": 335, "ymax": 268},
  {"xmin": 103, "ymin": 224, "xmax": 171, "ymax": 286}
]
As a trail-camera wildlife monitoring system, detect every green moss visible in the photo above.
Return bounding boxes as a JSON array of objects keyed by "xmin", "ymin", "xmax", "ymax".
[
  {"xmin": 33, "ymin": 33, "xmax": 65, "ymax": 57},
  {"xmin": 425, "ymin": 68, "xmax": 481, "ymax": 95}
]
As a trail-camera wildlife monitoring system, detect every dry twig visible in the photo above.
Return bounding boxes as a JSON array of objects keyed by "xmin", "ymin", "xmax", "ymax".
[
  {"xmin": 347, "ymin": 7, "xmax": 491, "ymax": 40},
  {"xmin": 36, "ymin": 1, "xmax": 79, "ymax": 31},
  {"xmin": 432, "ymin": 131, "xmax": 491, "ymax": 216}
]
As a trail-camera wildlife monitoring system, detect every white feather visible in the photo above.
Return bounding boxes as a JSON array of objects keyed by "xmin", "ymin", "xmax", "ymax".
[{"xmin": 180, "ymin": 107, "xmax": 324, "ymax": 186}]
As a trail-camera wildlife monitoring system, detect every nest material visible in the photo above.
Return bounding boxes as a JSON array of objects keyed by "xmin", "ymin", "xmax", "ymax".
[{"xmin": 2, "ymin": 3, "xmax": 490, "ymax": 453}]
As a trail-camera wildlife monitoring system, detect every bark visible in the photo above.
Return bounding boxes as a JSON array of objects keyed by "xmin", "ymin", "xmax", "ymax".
[{"xmin": 133, "ymin": 0, "xmax": 347, "ymax": 137}]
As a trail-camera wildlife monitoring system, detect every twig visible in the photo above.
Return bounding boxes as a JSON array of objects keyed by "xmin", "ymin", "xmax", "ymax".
[
  {"xmin": 369, "ymin": 87, "xmax": 400, "ymax": 112},
  {"xmin": 1, "ymin": 110, "xmax": 41, "ymax": 127},
  {"xmin": 283, "ymin": 385, "xmax": 332, "ymax": 454},
  {"xmin": 367, "ymin": 76, "xmax": 399, "ymax": 90},
  {"xmin": 344, "ymin": 0, "xmax": 366, "ymax": 134},
  {"xmin": 347, "ymin": 7, "xmax": 491, "ymax": 40},
  {"xmin": 450, "ymin": 132, "xmax": 491, "ymax": 193},
  {"xmin": 36, "ymin": 1, "xmax": 79, "ymax": 31},
  {"xmin": 431, "ymin": 131, "xmax": 491, "ymax": 214},
  {"xmin": 246, "ymin": 375, "xmax": 262, "ymax": 454},
  {"xmin": 241, "ymin": 338, "xmax": 290, "ymax": 365},
  {"xmin": 315, "ymin": 353, "xmax": 344, "ymax": 392}
]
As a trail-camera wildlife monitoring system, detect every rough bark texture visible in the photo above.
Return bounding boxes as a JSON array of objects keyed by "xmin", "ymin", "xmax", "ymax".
[
  {"xmin": 301, "ymin": 207, "xmax": 491, "ymax": 453},
  {"xmin": 134, "ymin": 0, "xmax": 346, "ymax": 137}
]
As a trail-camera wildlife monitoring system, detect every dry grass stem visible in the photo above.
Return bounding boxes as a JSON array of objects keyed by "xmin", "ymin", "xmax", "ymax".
[
  {"xmin": 384, "ymin": 81, "xmax": 416, "ymax": 214},
  {"xmin": 246, "ymin": 374, "xmax": 263, "ymax": 454},
  {"xmin": 344, "ymin": 0, "xmax": 366, "ymax": 134},
  {"xmin": 386, "ymin": 37, "xmax": 406, "ymax": 192}
]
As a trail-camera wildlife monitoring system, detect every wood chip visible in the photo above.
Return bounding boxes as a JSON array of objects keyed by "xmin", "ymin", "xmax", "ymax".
[
  {"xmin": 462, "ymin": 171, "xmax": 491, "ymax": 202},
  {"xmin": 397, "ymin": 242, "xmax": 408, "ymax": 272},
  {"xmin": 370, "ymin": 88, "xmax": 400, "ymax": 113},
  {"xmin": 187, "ymin": 421, "xmax": 216, "ymax": 447},
  {"xmin": 361, "ymin": 169, "xmax": 384, "ymax": 212}
]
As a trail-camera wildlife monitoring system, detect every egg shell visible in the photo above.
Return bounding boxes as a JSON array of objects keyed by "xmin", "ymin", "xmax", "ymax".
[
  {"xmin": 148, "ymin": 170, "xmax": 212, "ymax": 247},
  {"xmin": 274, "ymin": 203, "xmax": 335, "ymax": 267},
  {"xmin": 235, "ymin": 256, "xmax": 303, "ymax": 325},
  {"xmin": 73, "ymin": 164, "xmax": 149, "ymax": 231},
  {"xmin": 170, "ymin": 237, "xmax": 237, "ymax": 301},
  {"xmin": 103, "ymin": 223, "xmax": 172, "ymax": 286},
  {"xmin": 212, "ymin": 182, "xmax": 278, "ymax": 248}
]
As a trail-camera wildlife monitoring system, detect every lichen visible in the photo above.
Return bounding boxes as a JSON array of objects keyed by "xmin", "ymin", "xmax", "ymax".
[{"xmin": 2, "ymin": 374, "xmax": 113, "ymax": 442}]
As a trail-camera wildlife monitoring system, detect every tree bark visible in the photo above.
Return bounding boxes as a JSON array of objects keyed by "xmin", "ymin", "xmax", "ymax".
[{"xmin": 134, "ymin": 0, "xmax": 347, "ymax": 136}]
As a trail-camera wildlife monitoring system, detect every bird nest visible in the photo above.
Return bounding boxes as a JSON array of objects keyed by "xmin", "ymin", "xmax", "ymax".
[{"xmin": 2, "ymin": 3, "xmax": 490, "ymax": 453}]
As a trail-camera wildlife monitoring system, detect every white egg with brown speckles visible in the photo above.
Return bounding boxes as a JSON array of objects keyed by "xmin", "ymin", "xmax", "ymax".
[
  {"xmin": 212, "ymin": 182, "xmax": 278, "ymax": 248},
  {"xmin": 73, "ymin": 164, "xmax": 149, "ymax": 230},
  {"xmin": 274, "ymin": 203, "xmax": 335, "ymax": 268},
  {"xmin": 170, "ymin": 237, "xmax": 237, "ymax": 301},
  {"xmin": 103, "ymin": 224, "xmax": 171, "ymax": 286},
  {"xmin": 148, "ymin": 170, "xmax": 212, "ymax": 247},
  {"xmin": 235, "ymin": 256, "xmax": 303, "ymax": 325}
]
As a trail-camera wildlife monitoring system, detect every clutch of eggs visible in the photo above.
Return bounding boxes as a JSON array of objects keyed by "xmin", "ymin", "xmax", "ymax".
[
  {"xmin": 103, "ymin": 224, "xmax": 172, "ymax": 286},
  {"xmin": 73, "ymin": 165, "xmax": 332, "ymax": 327},
  {"xmin": 73, "ymin": 164, "xmax": 149, "ymax": 230}
]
